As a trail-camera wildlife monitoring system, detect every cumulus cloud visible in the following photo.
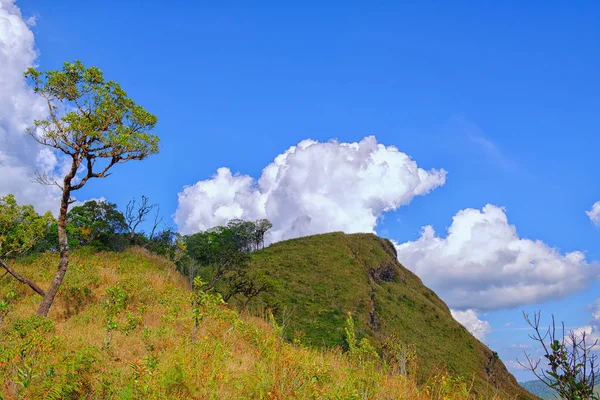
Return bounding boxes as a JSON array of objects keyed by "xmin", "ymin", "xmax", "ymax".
[
  {"xmin": 396, "ymin": 204, "xmax": 599, "ymax": 311},
  {"xmin": 586, "ymin": 201, "xmax": 600, "ymax": 226},
  {"xmin": 504, "ymin": 360, "xmax": 527, "ymax": 371},
  {"xmin": 0, "ymin": 0, "xmax": 63, "ymax": 213},
  {"xmin": 175, "ymin": 136, "xmax": 446, "ymax": 241},
  {"xmin": 567, "ymin": 325, "xmax": 600, "ymax": 350},
  {"xmin": 565, "ymin": 304, "xmax": 600, "ymax": 352},
  {"xmin": 451, "ymin": 309, "xmax": 491, "ymax": 341}
]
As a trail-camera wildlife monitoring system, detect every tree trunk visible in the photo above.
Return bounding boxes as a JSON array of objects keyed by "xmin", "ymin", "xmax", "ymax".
[{"xmin": 37, "ymin": 181, "xmax": 73, "ymax": 316}]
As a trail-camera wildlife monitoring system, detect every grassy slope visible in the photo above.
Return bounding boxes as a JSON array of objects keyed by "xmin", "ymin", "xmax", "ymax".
[
  {"xmin": 245, "ymin": 232, "xmax": 536, "ymax": 400},
  {"xmin": 2, "ymin": 247, "xmax": 496, "ymax": 399}
]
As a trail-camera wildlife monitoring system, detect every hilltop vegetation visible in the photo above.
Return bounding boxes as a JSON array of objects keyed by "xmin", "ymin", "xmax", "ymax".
[
  {"xmin": 221, "ymin": 232, "xmax": 535, "ymax": 400},
  {"xmin": 2, "ymin": 247, "xmax": 502, "ymax": 399}
]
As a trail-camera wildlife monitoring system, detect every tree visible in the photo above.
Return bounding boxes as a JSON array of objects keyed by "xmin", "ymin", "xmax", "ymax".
[
  {"xmin": 25, "ymin": 60, "xmax": 159, "ymax": 316},
  {"xmin": 67, "ymin": 200, "xmax": 127, "ymax": 250},
  {"xmin": 185, "ymin": 227, "xmax": 250, "ymax": 290},
  {"xmin": 226, "ymin": 219, "xmax": 257, "ymax": 253},
  {"xmin": 254, "ymin": 219, "xmax": 273, "ymax": 250},
  {"xmin": 0, "ymin": 194, "xmax": 54, "ymax": 296},
  {"xmin": 184, "ymin": 219, "xmax": 275, "ymax": 306},
  {"xmin": 222, "ymin": 270, "xmax": 277, "ymax": 307},
  {"xmin": 519, "ymin": 311, "xmax": 599, "ymax": 400},
  {"xmin": 223, "ymin": 218, "xmax": 273, "ymax": 252}
]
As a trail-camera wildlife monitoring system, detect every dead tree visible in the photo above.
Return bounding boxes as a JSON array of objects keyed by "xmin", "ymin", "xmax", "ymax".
[{"xmin": 518, "ymin": 311, "xmax": 599, "ymax": 400}]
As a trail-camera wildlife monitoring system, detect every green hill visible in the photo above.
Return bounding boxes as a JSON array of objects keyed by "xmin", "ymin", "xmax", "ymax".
[
  {"xmin": 520, "ymin": 380, "xmax": 558, "ymax": 400},
  {"xmin": 1, "ymin": 247, "xmax": 512, "ymax": 399},
  {"xmin": 520, "ymin": 377, "xmax": 600, "ymax": 399},
  {"xmin": 237, "ymin": 232, "xmax": 536, "ymax": 400}
]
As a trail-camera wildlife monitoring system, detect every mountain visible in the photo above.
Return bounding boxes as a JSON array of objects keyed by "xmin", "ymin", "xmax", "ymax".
[
  {"xmin": 1, "ymin": 247, "xmax": 494, "ymax": 399},
  {"xmin": 240, "ymin": 232, "xmax": 536, "ymax": 399},
  {"xmin": 520, "ymin": 380, "xmax": 559, "ymax": 400},
  {"xmin": 521, "ymin": 377, "xmax": 600, "ymax": 399}
]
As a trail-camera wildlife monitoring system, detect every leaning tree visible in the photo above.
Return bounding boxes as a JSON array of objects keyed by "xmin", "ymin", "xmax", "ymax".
[
  {"xmin": 24, "ymin": 60, "xmax": 159, "ymax": 316},
  {"xmin": 0, "ymin": 194, "xmax": 54, "ymax": 296}
]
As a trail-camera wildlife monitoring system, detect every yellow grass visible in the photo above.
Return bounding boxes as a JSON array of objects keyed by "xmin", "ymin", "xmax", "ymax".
[{"xmin": 0, "ymin": 248, "xmax": 509, "ymax": 399}]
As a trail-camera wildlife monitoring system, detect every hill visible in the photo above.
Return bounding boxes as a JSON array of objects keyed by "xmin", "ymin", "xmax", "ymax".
[
  {"xmin": 521, "ymin": 377, "xmax": 600, "ymax": 399},
  {"xmin": 519, "ymin": 380, "xmax": 558, "ymax": 400},
  {"xmin": 240, "ymin": 232, "xmax": 536, "ymax": 399},
  {"xmin": 2, "ymin": 247, "xmax": 502, "ymax": 399}
]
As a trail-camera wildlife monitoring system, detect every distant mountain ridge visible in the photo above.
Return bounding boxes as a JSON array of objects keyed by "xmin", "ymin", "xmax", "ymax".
[
  {"xmin": 521, "ymin": 377, "xmax": 600, "ymax": 399},
  {"xmin": 520, "ymin": 380, "xmax": 558, "ymax": 400}
]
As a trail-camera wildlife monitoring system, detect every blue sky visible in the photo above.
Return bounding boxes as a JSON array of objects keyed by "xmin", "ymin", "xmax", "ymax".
[{"xmin": 4, "ymin": 0, "xmax": 600, "ymax": 381}]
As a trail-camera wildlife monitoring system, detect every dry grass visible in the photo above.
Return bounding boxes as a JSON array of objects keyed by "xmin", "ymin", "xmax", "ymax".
[{"xmin": 1, "ymin": 248, "xmax": 511, "ymax": 399}]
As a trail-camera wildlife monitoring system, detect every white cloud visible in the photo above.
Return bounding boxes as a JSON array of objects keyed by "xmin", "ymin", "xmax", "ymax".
[
  {"xmin": 568, "ymin": 326, "xmax": 600, "ymax": 350},
  {"xmin": 0, "ymin": 0, "xmax": 62, "ymax": 214},
  {"xmin": 586, "ymin": 201, "xmax": 600, "ymax": 226},
  {"xmin": 175, "ymin": 136, "xmax": 446, "ymax": 241},
  {"xmin": 451, "ymin": 309, "xmax": 491, "ymax": 341},
  {"xmin": 396, "ymin": 204, "xmax": 599, "ymax": 311},
  {"xmin": 504, "ymin": 360, "xmax": 527, "ymax": 371}
]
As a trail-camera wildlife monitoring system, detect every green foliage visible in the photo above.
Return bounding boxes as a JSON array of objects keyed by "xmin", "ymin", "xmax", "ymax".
[
  {"xmin": 183, "ymin": 220, "xmax": 274, "ymax": 300},
  {"xmin": 344, "ymin": 312, "xmax": 380, "ymax": 366},
  {"xmin": 67, "ymin": 200, "xmax": 128, "ymax": 251},
  {"xmin": 146, "ymin": 229, "xmax": 183, "ymax": 262},
  {"xmin": 11, "ymin": 315, "xmax": 55, "ymax": 339},
  {"xmin": 190, "ymin": 277, "xmax": 224, "ymax": 341},
  {"xmin": 0, "ymin": 288, "xmax": 17, "ymax": 324},
  {"xmin": 25, "ymin": 60, "xmax": 159, "ymax": 161},
  {"xmin": 381, "ymin": 333, "xmax": 418, "ymax": 376},
  {"xmin": 0, "ymin": 194, "xmax": 54, "ymax": 259},
  {"xmin": 103, "ymin": 285, "xmax": 130, "ymax": 347}
]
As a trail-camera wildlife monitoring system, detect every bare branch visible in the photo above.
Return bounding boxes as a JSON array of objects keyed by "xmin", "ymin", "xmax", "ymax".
[
  {"xmin": 32, "ymin": 169, "xmax": 63, "ymax": 189},
  {"xmin": 148, "ymin": 205, "xmax": 164, "ymax": 242},
  {"xmin": 125, "ymin": 195, "xmax": 157, "ymax": 241}
]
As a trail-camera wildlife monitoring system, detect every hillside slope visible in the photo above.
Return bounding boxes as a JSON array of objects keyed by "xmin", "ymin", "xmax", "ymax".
[
  {"xmin": 244, "ymin": 232, "xmax": 536, "ymax": 400},
  {"xmin": 2, "ymin": 247, "xmax": 496, "ymax": 399}
]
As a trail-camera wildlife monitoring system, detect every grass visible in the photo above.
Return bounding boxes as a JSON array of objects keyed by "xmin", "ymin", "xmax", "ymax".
[
  {"xmin": 0, "ymin": 247, "xmax": 511, "ymax": 399},
  {"xmin": 235, "ymin": 232, "xmax": 536, "ymax": 400}
]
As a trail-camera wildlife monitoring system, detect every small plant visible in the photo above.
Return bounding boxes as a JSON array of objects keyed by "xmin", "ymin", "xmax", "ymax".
[
  {"xmin": 60, "ymin": 273, "xmax": 98, "ymax": 317},
  {"xmin": 381, "ymin": 333, "xmax": 417, "ymax": 377},
  {"xmin": 190, "ymin": 276, "xmax": 224, "ymax": 342},
  {"xmin": 519, "ymin": 311, "xmax": 599, "ymax": 400},
  {"xmin": 268, "ymin": 309, "xmax": 284, "ymax": 338},
  {"xmin": 121, "ymin": 311, "xmax": 142, "ymax": 335},
  {"xmin": 424, "ymin": 369, "xmax": 474, "ymax": 400},
  {"xmin": 103, "ymin": 285, "xmax": 129, "ymax": 348},
  {"xmin": 15, "ymin": 363, "xmax": 37, "ymax": 389},
  {"xmin": 163, "ymin": 365, "xmax": 190, "ymax": 396},
  {"xmin": 344, "ymin": 312, "xmax": 379, "ymax": 365},
  {"xmin": 0, "ymin": 288, "xmax": 16, "ymax": 324}
]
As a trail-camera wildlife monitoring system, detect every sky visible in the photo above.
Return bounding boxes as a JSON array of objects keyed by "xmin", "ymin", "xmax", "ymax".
[{"xmin": 1, "ymin": 0, "xmax": 599, "ymax": 381}]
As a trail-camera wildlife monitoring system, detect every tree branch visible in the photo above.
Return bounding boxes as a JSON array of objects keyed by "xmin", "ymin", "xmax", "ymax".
[{"xmin": 0, "ymin": 258, "xmax": 46, "ymax": 297}]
